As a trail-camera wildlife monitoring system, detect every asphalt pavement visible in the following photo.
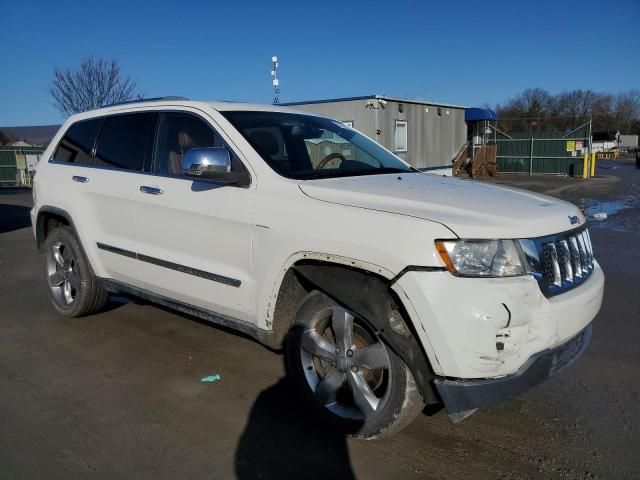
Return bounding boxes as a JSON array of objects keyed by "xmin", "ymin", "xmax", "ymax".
[{"xmin": 1, "ymin": 158, "xmax": 639, "ymax": 479}]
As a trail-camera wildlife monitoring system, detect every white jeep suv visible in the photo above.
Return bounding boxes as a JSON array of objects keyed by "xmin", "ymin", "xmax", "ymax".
[{"xmin": 32, "ymin": 98, "xmax": 604, "ymax": 438}]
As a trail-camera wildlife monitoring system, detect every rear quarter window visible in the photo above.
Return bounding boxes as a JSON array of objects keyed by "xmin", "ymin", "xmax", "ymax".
[{"xmin": 52, "ymin": 118, "xmax": 102, "ymax": 165}]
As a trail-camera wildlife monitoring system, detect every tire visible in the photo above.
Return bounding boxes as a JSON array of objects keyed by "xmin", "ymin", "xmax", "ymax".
[
  {"xmin": 285, "ymin": 290, "xmax": 425, "ymax": 439},
  {"xmin": 43, "ymin": 226, "xmax": 108, "ymax": 317}
]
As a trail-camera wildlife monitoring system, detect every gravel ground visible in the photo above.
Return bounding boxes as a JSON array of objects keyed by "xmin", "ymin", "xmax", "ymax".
[{"xmin": 0, "ymin": 158, "xmax": 638, "ymax": 479}]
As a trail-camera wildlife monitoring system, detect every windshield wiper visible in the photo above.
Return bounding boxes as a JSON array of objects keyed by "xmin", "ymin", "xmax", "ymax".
[
  {"xmin": 362, "ymin": 167, "xmax": 413, "ymax": 175},
  {"xmin": 299, "ymin": 167, "xmax": 413, "ymax": 180}
]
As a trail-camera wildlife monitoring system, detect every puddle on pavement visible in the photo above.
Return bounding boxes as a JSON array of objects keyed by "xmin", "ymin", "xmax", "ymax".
[
  {"xmin": 578, "ymin": 197, "xmax": 637, "ymax": 232},
  {"xmin": 584, "ymin": 199, "xmax": 632, "ymax": 217}
]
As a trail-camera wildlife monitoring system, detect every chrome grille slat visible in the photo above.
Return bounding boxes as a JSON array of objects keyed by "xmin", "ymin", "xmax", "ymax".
[
  {"xmin": 583, "ymin": 231, "xmax": 594, "ymax": 271},
  {"xmin": 541, "ymin": 243, "xmax": 562, "ymax": 289},
  {"xmin": 520, "ymin": 226, "xmax": 594, "ymax": 297},
  {"xmin": 576, "ymin": 234, "xmax": 588, "ymax": 275},
  {"xmin": 568, "ymin": 236, "xmax": 582, "ymax": 280},
  {"xmin": 557, "ymin": 240, "xmax": 573, "ymax": 284}
]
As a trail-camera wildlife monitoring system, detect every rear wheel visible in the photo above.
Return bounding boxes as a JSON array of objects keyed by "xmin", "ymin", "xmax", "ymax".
[
  {"xmin": 44, "ymin": 227, "xmax": 108, "ymax": 317},
  {"xmin": 285, "ymin": 291, "xmax": 425, "ymax": 439}
]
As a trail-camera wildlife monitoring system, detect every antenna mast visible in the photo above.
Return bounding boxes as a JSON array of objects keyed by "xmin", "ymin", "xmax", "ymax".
[{"xmin": 271, "ymin": 56, "xmax": 280, "ymax": 104}]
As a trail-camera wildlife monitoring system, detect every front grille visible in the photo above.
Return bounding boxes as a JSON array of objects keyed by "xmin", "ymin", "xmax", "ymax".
[{"xmin": 520, "ymin": 227, "xmax": 594, "ymax": 297}]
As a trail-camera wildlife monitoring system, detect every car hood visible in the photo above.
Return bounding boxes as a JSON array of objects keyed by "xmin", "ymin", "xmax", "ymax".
[{"xmin": 299, "ymin": 173, "xmax": 585, "ymax": 238}]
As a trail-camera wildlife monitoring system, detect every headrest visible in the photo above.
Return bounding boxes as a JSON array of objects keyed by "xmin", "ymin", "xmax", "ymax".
[
  {"xmin": 179, "ymin": 131, "xmax": 195, "ymax": 151},
  {"xmin": 250, "ymin": 130, "xmax": 279, "ymax": 156}
]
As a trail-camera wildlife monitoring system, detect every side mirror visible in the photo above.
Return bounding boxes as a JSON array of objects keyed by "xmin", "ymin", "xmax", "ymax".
[{"xmin": 182, "ymin": 147, "xmax": 231, "ymax": 180}]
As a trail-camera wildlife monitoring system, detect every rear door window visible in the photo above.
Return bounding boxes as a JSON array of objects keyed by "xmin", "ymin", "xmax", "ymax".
[
  {"xmin": 94, "ymin": 113, "xmax": 157, "ymax": 171},
  {"xmin": 52, "ymin": 118, "xmax": 102, "ymax": 165}
]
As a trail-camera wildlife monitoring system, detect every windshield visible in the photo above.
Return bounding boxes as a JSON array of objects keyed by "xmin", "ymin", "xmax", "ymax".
[{"xmin": 221, "ymin": 111, "xmax": 415, "ymax": 180}]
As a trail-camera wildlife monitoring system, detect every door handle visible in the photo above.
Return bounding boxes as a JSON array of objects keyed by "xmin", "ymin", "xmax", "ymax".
[
  {"xmin": 140, "ymin": 185, "xmax": 163, "ymax": 195},
  {"xmin": 72, "ymin": 175, "xmax": 89, "ymax": 183}
]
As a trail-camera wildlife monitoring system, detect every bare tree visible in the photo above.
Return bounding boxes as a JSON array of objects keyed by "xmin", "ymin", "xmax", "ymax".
[
  {"xmin": 496, "ymin": 88, "xmax": 552, "ymax": 131},
  {"xmin": 612, "ymin": 90, "xmax": 640, "ymax": 132},
  {"xmin": 50, "ymin": 57, "xmax": 140, "ymax": 117},
  {"xmin": 496, "ymin": 88, "xmax": 640, "ymax": 135}
]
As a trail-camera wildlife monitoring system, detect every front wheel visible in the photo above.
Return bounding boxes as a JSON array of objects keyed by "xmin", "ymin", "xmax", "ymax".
[{"xmin": 285, "ymin": 291, "xmax": 425, "ymax": 439}]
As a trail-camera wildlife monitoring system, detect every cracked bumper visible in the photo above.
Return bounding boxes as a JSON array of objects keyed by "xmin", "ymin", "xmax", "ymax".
[
  {"xmin": 393, "ymin": 261, "xmax": 604, "ymax": 379},
  {"xmin": 433, "ymin": 324, "xmax": 592, "ymax": 414}
]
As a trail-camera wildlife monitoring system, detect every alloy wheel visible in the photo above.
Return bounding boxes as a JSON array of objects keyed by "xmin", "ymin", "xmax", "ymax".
[
  {"xmin": 46, "ymin": 242, "xmax": 80, "ymax": 306},
  {"xmin": 300, "ymin": 306, "xmax": 392, "ymax": 420}
]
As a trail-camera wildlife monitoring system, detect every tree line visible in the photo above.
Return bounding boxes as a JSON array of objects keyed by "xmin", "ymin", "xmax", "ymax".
[{"xmin": 495, "ymin": 88, "xmax": 640, "ymax": 135}]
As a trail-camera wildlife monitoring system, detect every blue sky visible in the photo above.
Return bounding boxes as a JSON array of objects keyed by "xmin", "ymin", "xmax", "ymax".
[{"xmin": 1, "ymin": 0, "xmax": 639, "ymax": 126}]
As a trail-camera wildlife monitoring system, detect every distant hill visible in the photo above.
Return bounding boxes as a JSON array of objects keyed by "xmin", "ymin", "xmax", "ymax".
[{"xmin": 0, "ymin": 125, "xmax": 61, "ymax": 146}]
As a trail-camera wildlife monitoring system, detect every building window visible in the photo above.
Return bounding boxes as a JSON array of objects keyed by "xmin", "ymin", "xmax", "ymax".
[
  {"xmin": 342, "ymin": 120, "xmax": 354, "ymax": 128},
  {"xmin": 394, "ymin": 120, "xmax": 408, "ymax": 152}
]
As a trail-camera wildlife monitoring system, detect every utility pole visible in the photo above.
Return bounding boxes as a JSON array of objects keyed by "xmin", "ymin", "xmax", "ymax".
[
  {"xmin": 271, "ymin": 56, "xmax": 280, "ymax": 104},
  {"xmin": 589, "ymin": 114, "xmax": 593, "ymax": 155},
  {"xmin": 588, "ymin": 115, "xmax": 593, "ymax": 178}
]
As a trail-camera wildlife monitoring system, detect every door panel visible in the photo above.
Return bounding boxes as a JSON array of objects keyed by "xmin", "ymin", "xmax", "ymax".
[
  {"xmin": 44, "ymin": 164, "xmax": 142, "ymax": 286},
  {"xmin": 133, "ymin": 111, "xmax": 255, "ymax": 322},
  {"xmin": 134, "ymin": 177, "xmax": 254, "ymax": 321},
  {"xmin": 78, "ymin": 169, "xmax": 143, "ymax": 286}
]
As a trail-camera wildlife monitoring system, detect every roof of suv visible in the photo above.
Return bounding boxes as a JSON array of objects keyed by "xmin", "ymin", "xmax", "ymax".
[{"xmin": 91, "ymin": 99, "xmax": 314, "ymax": 118}]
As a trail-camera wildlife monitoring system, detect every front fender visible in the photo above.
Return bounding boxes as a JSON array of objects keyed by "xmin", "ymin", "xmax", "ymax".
[{"xmin": 293, "ymin": 263, "xmax": 439, "ymax": 405}]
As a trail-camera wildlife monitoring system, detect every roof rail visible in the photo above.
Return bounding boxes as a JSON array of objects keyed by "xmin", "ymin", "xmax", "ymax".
[{"xmin": 101, "ymin": 96, "xmax": 190, "ymax": 108}]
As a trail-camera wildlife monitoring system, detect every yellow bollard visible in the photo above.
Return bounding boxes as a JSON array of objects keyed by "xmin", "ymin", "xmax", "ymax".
[
  {"xmin": 590, "ymin": 153, "xmax": 596, "ymax": 177},
  {"xmin": 582, "ymin": 153, "xmax": 589, "ymax": 178}
]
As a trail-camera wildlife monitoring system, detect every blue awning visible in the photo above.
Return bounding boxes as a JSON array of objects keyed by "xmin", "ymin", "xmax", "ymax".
[{"xmin": 465, "ymin": 108, "xmax": 497, "ymax": 122}]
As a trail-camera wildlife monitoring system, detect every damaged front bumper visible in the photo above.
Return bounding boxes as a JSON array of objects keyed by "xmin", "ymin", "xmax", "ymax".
[
  {"xmin": 392, "ymin": 259, "xmax": 603, "ymax": 420},
  {"xmin": 392, "ymin": 262, "xmax": 603, "ymax": 379},
  {"xmin": 433, "ymin": 324, "xmax": 592, "ymax": 418}
]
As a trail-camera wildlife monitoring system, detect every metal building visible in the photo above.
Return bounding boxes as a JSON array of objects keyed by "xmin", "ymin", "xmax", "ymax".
[
  {"xmin": 618, "ymin": 134, "xmax": 638, "ymax": 150},
  {"xmin": 282, "ymin": 95, "xmax": 467, "ymax": 173}
]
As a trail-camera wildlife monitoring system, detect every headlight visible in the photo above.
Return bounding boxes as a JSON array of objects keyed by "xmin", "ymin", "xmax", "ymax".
[{"xmin": 435, "ymin": 239, "xmax": 526, "ymax": 277}]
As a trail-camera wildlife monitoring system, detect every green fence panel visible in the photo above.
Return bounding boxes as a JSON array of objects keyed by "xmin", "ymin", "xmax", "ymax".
[
  {"xmin": 0, "ymin": 147, "xmax": 46, "ymax": 186},
  {"xmin": 494, "ymin": 130, "xmax": 588, "ymax": 175},
  {"xmin": 0, "ymin": 150, "xmax": 18, "ymax": 184}
]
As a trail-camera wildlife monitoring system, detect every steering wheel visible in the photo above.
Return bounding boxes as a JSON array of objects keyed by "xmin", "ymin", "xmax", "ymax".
[{"xmin": 316, "ymin": 152, "xmax": 347, "ymax": 169}]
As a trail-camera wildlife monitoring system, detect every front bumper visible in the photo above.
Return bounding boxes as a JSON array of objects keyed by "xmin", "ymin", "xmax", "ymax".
[
  {"xmin": 433, "ymin": 324, "xmax": 592, "ymax": 414},
  {"xmin": 392, "ymin": 261, "xmax": 604, "ymax": 379}
]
